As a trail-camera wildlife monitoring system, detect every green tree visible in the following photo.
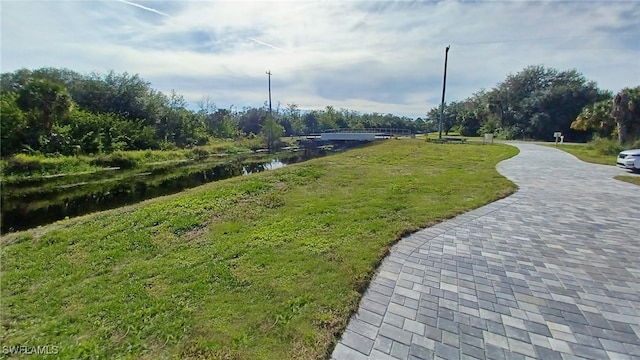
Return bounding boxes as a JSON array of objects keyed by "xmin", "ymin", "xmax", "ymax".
[
  {"xmin": 319, "ymin": 106, "xmax": 337, "ymax": 130},
  {"xmin": 16, "ymin": 78, "xmax": 72, "ymax": 136},
  {"xmin": 303, "ymin": 111, "xmax": 320, "ymax": 133},
  {"xmin": 425, "ymin": 103, "xmax": 457, "ymax": 135},
  {"xmin": 0, "ymin": 92, "xmax": 27, "ymax": 156},
  {"xmin": 238, "ymin": 107, "xmax": 268, "ymax": 135},
  {"xmin": 571, "ymin": 100, "xmax": 615, "ymax": 138},
  {"xmin": 455, "ymin": 66, "xmax": 609, "ymax": 140},
  {"xmin": 203, "ymin": 109, "xmax": 237, "ymax": 139},
  {"xmin": 261, "ymin": 116, "xmax": 284, "ymax": 151},
  {"xmin": 455, "ymin": 96, "xmax": 485, "ymax": 136},
  {"xmin": 283, "ymin": 103, "xmax": 304, "ymax": 135},
  {"xmin": 612, "ymin": 87, "xmax": 640, "ymax": 144}
]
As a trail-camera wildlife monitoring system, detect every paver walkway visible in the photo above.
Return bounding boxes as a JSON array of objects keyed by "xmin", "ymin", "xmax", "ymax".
[{"xmin": 332, "ymin": 143, "xmax": 640, "ymax": 360}]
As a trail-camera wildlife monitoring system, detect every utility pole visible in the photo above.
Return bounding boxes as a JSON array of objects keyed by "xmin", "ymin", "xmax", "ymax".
[
  {"xmin": 266, "ymin": 70, "xmax": 272, "ymax": 116},
  {"xmin": 438, "ymin": 45, "xmax": 450, "ymax": 140}
]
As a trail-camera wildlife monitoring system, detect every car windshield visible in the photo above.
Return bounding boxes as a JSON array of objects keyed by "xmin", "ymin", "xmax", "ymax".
[{"xmin": 620, "ymin": 151, "xmax": 640, "ymax": 157}]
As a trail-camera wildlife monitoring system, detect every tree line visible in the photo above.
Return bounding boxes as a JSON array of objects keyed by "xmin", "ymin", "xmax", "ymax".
[
  {"xmin": 0, "ymin": 67, "xmax": 423, "ymax": 157},
  {"xmin": 425, "ymin": 65, "xmax": 639, "ymax": 144},
  {"xmin": 1, "ymin": 66, "xmax": 638, "ymax": 157}
]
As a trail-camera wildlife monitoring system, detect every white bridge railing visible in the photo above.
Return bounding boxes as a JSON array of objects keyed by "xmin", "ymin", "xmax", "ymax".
[{"xmin": 321, "ymin": 128, "xmax": 412, "ymax": 135}]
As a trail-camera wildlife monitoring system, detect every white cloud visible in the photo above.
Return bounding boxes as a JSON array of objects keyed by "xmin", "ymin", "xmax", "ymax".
[
  {"xmin": 1, "ymin": 0, "xmax": 638, "ymax": 118},
  {"xmin": 118, "ymin": 0, "xmax": 172, "ymax": 18}
]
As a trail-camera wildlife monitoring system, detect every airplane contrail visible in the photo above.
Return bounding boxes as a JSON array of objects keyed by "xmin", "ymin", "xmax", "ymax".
[
  {"xmin": 118, "ymin": 0, "xmax": 171, "ymax": 17},
  {"xmin": 248, "ymin": 37, "xmax": 289, "ymax": 54}
]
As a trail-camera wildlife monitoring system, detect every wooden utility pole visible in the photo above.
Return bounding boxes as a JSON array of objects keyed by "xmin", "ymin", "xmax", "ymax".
[
  {"xmin": 266, "ymin": 70, "xmax": 272, "ymax": 116},
  {"xmin": 438, "ymin": 45, "xmax": 450, "ymax": 140}
]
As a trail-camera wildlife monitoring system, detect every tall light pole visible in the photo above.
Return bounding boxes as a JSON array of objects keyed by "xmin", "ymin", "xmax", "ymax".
[
  {"xmin": 266, "ymin": 70, "xmax": 272, "ymax": 116},
  {"xmin": 438, "ymin": 45, "xmax": 450, "ymax": 140}
]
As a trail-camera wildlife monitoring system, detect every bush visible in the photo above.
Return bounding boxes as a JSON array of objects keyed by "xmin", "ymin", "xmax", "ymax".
[
  {"xmin": 91, "ymin": 151, "xmax": 137, "ymax": 169},
  {"xmin": 587, "ymin": 137, "xmax": 624, "ymax": 155},
  {"xmin": 494, "ymin": 126, "xmax": 521, "ymax": 140},
  {"xmin": 628, "ymin": 139, "xmax": 640, "ymax": 149},
  {"xmin": 190, "ymin": 148, "xmax": 209, "ymax": 160},
  {"xmin": 5, "ymin": 154, "xmax": 43, "ymax": 174}
]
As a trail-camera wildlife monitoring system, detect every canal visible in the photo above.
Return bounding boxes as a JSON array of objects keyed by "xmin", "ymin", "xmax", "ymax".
[{"xmin": 1, "ymin": 150, "xmax": 325, "ymax": 233}]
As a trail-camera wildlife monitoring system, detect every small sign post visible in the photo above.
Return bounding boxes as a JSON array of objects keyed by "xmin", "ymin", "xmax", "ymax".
[{"xmin": 553, "ymin": 132, "xmax": 562, "ymax": 145}]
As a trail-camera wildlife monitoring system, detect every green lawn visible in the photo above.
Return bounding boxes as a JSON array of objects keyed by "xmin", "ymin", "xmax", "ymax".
[
  {"xmin": 1, "ymin": 140, "xmax": 518, "ymax": 359},
  {"xmin": 547, "ymin": 144, "xmax": 615, "ymax": 165}
]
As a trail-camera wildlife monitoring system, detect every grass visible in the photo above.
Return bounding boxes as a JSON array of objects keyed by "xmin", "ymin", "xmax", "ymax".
[
  {"xmin": 545, "ymin": 144, "xmax": 615, "ymax": 165},
  {"xmin": 0, "ymin": 140, "xmax": 262, "ymax": 181},
  {"xmin": 1, "ymin": 140, "xmax": 518, "ymax": 359},
  {"xmin": 423, "ymin": 132, "xmax": 484, "ymax": 142},
  {"xmin": 615, "ymin": 175, "xmax": 640, "ymax": 186}
]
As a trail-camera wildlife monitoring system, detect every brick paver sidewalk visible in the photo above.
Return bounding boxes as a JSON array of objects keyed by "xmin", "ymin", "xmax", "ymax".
[{"xmin": 332, "ymin": 143, "xmax": 640, "ymax": 360}]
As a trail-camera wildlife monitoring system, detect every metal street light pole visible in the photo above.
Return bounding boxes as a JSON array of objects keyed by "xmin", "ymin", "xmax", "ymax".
[{"xmin": 438, "ymin": 45, "xmax": 450, "ymax": 140}]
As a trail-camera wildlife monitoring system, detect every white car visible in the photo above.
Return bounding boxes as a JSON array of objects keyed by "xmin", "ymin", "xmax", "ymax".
[{"xmin": 617, "ymin": 149, "xmax": 640, "ymax": 172}]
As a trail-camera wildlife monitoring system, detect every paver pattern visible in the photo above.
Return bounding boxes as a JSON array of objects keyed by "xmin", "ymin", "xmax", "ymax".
[{"xmin": 332, "ymin": 143, "xmax": 640, "ymax": 360}]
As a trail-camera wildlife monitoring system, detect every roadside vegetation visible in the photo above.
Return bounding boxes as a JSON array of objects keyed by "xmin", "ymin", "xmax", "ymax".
[
  {"xmin": 1, "ymin": 140, "xmax": 518, "ymax": 359},
  {"xmin": 615, "ymin": 176, "xmax": 640, "ymax": 186},
  {"xmin": 549, "ymin": 137, "xmax": 640, "ymax": 166},
  {"xmin": 546, "ymin": 139, "xmax": 622, "ymax": 166}
]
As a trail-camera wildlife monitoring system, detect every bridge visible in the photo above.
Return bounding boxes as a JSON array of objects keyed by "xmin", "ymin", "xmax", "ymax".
[{"xmin": 307, "ymin": 128, "xmax": 413, "ymax": 141}]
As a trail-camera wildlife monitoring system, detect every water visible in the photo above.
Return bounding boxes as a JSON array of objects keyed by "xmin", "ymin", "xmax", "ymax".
[
  {"xmin": 0, "ymin": 153, "xmax": 320, "ymax": 233},
  {"xmin": 243, "ymin": 159, "xmax": 286, "ymax": 174}
]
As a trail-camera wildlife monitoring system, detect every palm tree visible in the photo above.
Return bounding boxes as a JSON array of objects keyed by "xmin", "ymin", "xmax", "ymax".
[{"xmin": 16, "ymin": 78, "xmax": 72, "ymax": 135}]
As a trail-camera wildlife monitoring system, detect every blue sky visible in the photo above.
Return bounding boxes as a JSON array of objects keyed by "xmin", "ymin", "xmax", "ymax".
[{"xmin": 1, "ymin": 0, "xmax": 638, "ymax": 118}]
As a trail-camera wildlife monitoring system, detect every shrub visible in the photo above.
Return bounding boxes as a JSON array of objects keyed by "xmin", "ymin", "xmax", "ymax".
[
  {"xmin": 495, "ymin": 127, "xmax": 517, "ymax": 140},
  {"xmin": 91, "ymin": 151, "xmax": 137, "ymax": 169},
  {"xmin": 190, "ymin": 148, "xmax": 209, "ymax": 160},
  {"xmin": 5, "ymin": 154, "xmax": 43, "ymax": 174},
  {"xmin": 587, "ymin": 137, "xmax": 624, "ymax": 156},
  {"xmin": 628, "ymin": 139, "xmax": 640, "ymax": 150}
]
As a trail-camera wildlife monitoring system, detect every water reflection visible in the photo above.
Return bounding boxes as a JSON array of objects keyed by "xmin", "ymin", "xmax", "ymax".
[{"xmin": 242, "ymin": 159, "xmax": 286, "ymax": 175}]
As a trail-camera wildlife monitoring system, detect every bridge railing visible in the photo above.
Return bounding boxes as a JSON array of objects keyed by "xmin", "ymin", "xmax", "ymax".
[{"xmin": 321, "ymin": 128, "xmax": 412, "ymax": 135}]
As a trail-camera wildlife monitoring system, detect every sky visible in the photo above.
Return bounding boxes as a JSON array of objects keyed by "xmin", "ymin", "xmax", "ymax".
[{"xmin": 1, "ymin": 0, "xmax": 639, "ymax": 119}]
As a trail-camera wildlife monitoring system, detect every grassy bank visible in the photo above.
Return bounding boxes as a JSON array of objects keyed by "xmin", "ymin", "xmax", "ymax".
[
  {"xmin": 1, "ymin": 140, "xmax": 518, "ymax": 359},
  {"xmin": 548, "ymin": 144, "xmax": 615, "ymax": 165},
  {"xmin": 0, "ymin": 138, "xmax": 265, "ymax": 181}
]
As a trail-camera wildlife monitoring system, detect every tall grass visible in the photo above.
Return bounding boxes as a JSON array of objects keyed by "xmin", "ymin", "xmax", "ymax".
[
  {"xmin": 1, "ymin": 142, "xmax": 263, "ymax": 180},
  {"xmin": 1, "ymin": 154, "xmax": 102, "ymax": 178},
  {"xmin": 586, "ymin": 137, "xmax": 625, "ymax": 156}
]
